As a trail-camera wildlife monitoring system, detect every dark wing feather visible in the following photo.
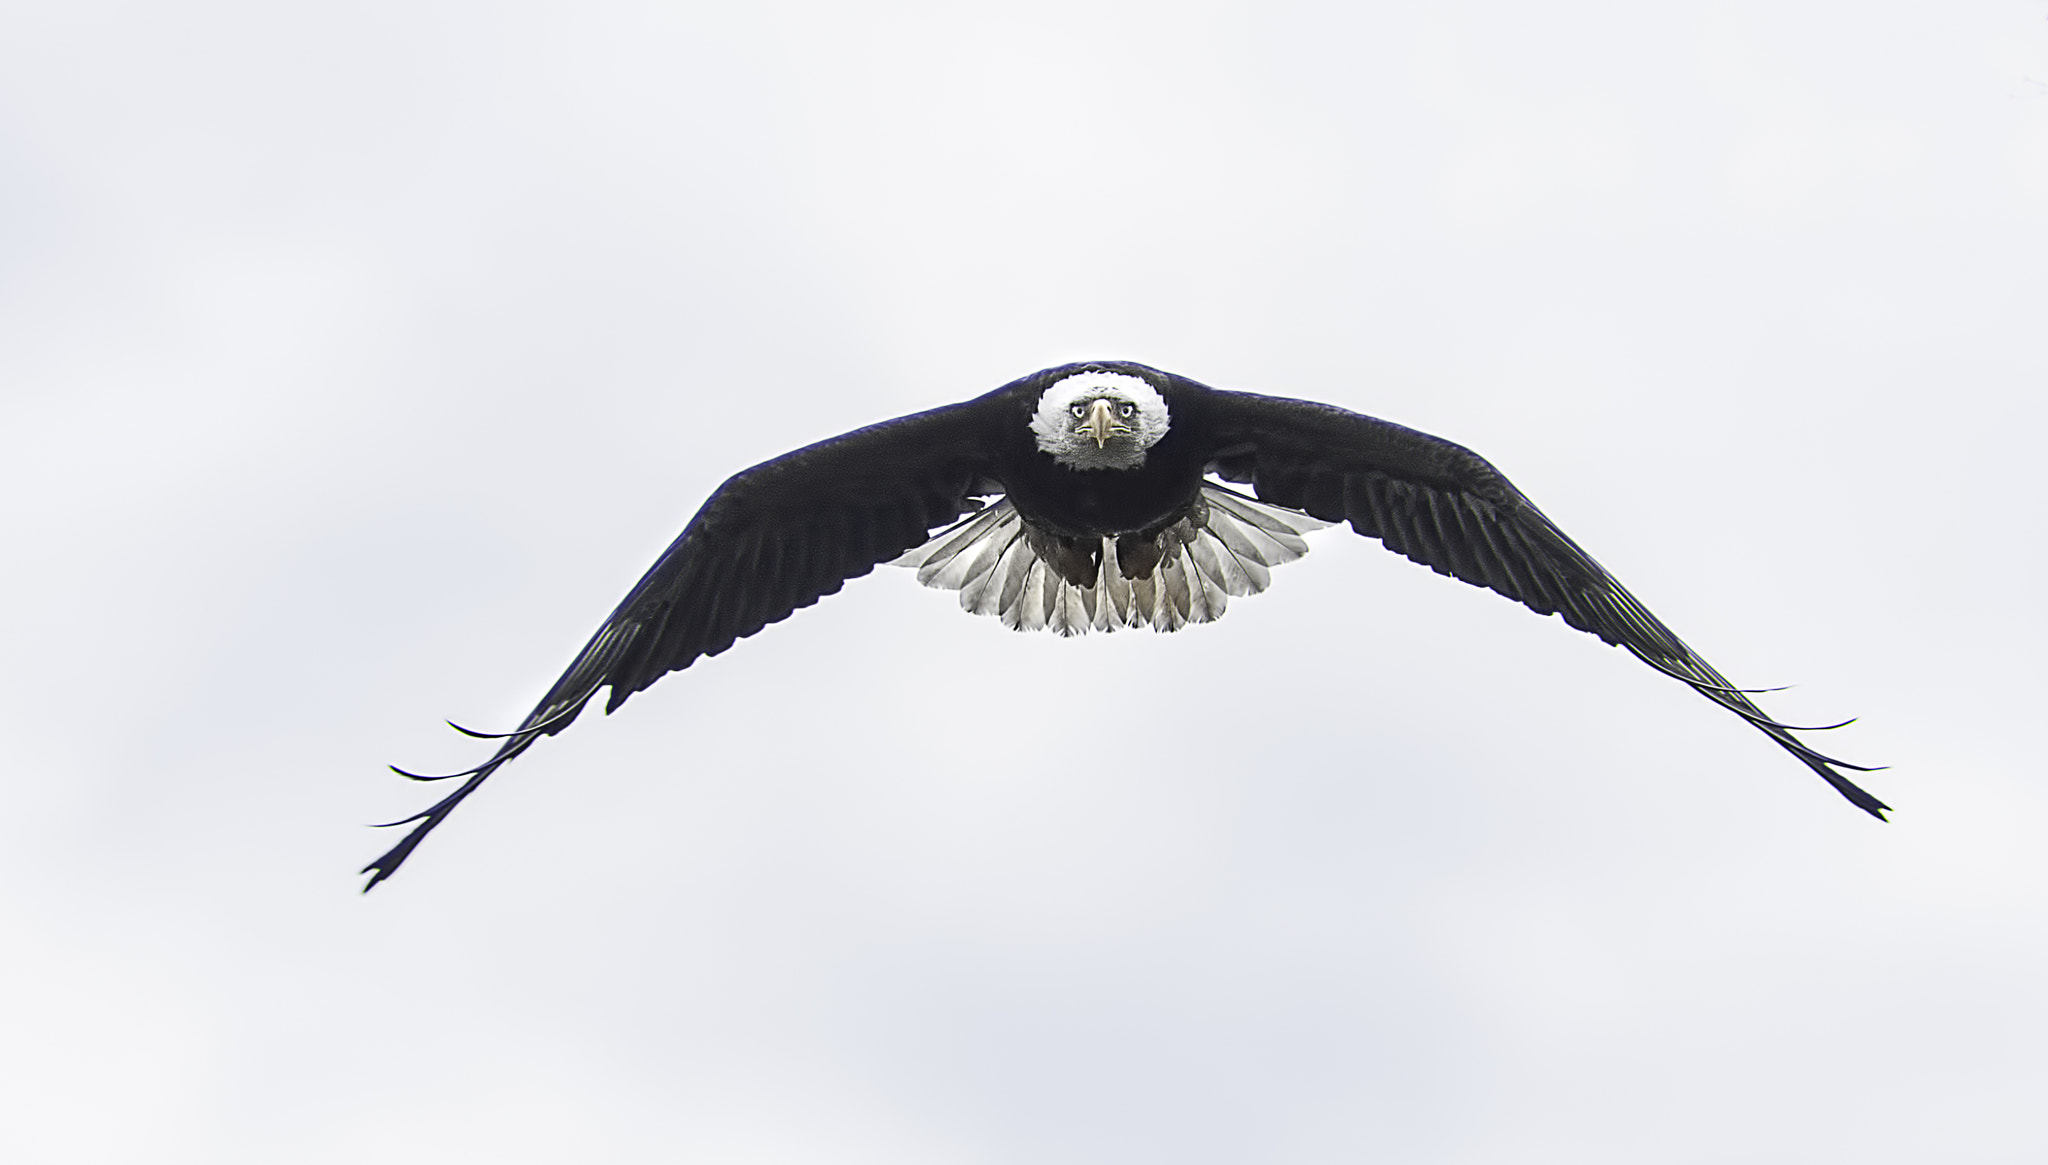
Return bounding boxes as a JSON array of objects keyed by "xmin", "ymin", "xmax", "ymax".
[
  {"xmin": 364, "ymin": 402, "xmax": 999, "ymax": 890},
  {"xmin": 1202, "ymin": 390, "xmax": 1887, "ymax": 818}
]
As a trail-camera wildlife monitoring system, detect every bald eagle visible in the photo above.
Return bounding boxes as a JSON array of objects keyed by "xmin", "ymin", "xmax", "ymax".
[{"xmin": 365, "ymin": 361, "xmax": 1883, "ymax": 889}]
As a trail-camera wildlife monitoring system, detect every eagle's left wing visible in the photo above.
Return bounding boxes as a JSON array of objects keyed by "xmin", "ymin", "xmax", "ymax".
[{"xmin": 1199, "ymin": 387, "xmax": 1887, "ymax": 818}]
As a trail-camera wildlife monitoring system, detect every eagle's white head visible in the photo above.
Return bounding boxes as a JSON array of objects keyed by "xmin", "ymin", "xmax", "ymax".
[{"xmin": 1028, "ymin": 370, "xmax": 1171, "ymax": 471}]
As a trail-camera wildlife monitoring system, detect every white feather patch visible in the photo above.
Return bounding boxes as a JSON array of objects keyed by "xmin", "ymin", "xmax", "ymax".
[
  {"xmin": 891, "ymin": 486, "xmax": 1332, "ymax": 636},
  {"xmin": 1027, "ymin": 371, "xmax": 1170, "ymax": 471}
]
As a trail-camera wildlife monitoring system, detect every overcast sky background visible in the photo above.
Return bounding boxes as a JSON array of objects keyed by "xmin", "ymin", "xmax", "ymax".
[{"xmin": 6, "ymin": 2, "xmax": 2048, "ymax": 1161}]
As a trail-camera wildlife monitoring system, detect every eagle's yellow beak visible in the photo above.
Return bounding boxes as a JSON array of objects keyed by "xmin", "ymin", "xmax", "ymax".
[{"xmin": 1084, "ymin": 398, "xmax": 1118, "ymax": 448}]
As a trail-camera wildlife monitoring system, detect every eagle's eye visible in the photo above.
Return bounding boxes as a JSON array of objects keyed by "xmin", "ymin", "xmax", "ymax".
[
  {"xmin": 1070, "ymin": 402, "xmax": 1088, "ymax": 419},
  {"xmin": 1117, "ymin": 402, "xmax": 1137, "ymax": 418}
]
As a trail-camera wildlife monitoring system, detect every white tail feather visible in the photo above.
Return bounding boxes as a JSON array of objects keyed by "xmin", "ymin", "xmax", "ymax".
[{"xmin": 892, "ymin": 486, "xmax": 1330, "ymax": 636}]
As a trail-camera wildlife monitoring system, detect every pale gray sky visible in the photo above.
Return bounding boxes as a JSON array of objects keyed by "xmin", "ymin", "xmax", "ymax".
[{"xmin": 5, "ymin": 2, "xmax": 2047, "ymax": 1161}]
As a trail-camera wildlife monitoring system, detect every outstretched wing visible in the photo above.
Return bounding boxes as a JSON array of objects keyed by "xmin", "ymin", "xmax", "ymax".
[
  {"xmin": 364, "ymin": 401, "xmax": 1001, "ymax": 889},
  {"xmin": 1201, "ymin": 389, "xmax": 1887, "ymax": 818}
]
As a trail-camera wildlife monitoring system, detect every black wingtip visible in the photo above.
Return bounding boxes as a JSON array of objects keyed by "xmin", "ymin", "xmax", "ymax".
[
  {"xmin": 444, "ymin": 698, "xmax": 591, "ymax": 742},
  {"xmin": 1628, "ymin": 650, "xmax": 1795, "ymax": 695},
  {"xmin": 359, "ymin": 816, "xmax": 437, "ymax": 891},
  {"xmin": 368, "ymin": 810, "xmax": 430, "ymax": 829},
  {"xmin": 1716, "ymin": 705, "xmax": 1861, "ymax": 734},
  {"xmin": 389, "ymin": 762, "xmax": 478, "ymax": 782},
  {"xmin": 1825, "ymin": 771, "xmax": 1892, "ymax": 821},
  {"xmin": 360, "ymin": 844, "xmax": 407, "ymax": 892},
  {"xmin": 361, "ymin": 764, "xmax": 504, "ymax": 892}
]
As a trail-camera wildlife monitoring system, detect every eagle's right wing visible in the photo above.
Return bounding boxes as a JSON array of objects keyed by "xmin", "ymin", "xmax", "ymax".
[{"xmin": 364, "ymin": 400, "xmax": 1002, "ymax": 890}]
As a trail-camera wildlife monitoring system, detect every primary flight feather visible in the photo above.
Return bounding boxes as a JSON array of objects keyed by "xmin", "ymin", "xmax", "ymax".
[{"xmin": 366, "ymin": 360, "xmax": 1883, "ymax": 890}]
